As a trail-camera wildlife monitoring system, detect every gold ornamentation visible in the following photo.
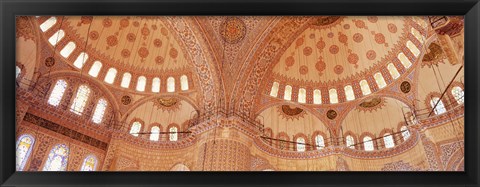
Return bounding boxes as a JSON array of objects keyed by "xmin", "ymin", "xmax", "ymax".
[
  {"xmin": 44, "ymin": 57, "xmax": 55, "ymax": 67},
  {"xmin": 400, "ymin": 81, "xmax": 411, "ymax": 93},
  {"xmin": 153, "ymin": 97, "xmax": 181, "ymax": 112},
  {"xmin": 121, "ymin": 95, "xmax": 132, "ymax": 105},
  {"xmin": 326, "ymin": 110, "xmax": 337, "ymax": 120},
  {"xmin": 357, "ymin": 97, "xmax": 387, "ymax": 112},
  {"xmin": 278, "ymin": 105, "xmax": 306, "ymax": 121}
]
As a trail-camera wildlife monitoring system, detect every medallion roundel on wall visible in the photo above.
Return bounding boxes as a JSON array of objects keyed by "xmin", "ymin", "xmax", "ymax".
[
  {"xmin": 400, "ymin": 81, "xmax": 411, "ymax": 93},
  {"xmin": 327, "ymin": 110, "xmax": 337, "ymax": 120},
  {"xmin": 121, "ymin": 95, "xmax": 132, "ymax": 105},
  {"xmin": 219, "ymin": 17, "xmax": 247, "ymax": 44},
  {"xmin": 44, "ymin": 57, "xmax": 55, "ymax": 67}
]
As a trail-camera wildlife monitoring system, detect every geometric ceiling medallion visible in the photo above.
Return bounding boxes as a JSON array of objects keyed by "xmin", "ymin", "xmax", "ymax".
[
  {"xmin": 219, "ymin": 17, "xmax": 247, "ymax": 44},
  {"xmin": 400, "ymin": 81, "xmax": 411, "ymax": 93},
  {"xmin": 310, "ymin": 16, "xmax": 343, "ymax": 29},
  {"xmin": 326, "ymin": 109, "xmax": 337, "ymax": 120},
  {"xmin": 44, "ymin": 57, "xmax": 55, "ymax": 67},
  {"xmin": 121, "ymin": 95, "xmax": 132, "ymax": 105}
]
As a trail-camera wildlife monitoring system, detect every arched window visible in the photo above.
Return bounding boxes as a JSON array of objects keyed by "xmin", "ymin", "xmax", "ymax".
[
  {"xmin": 80, "ymin": 155, "xmax": 97, "ymax": 171},
  {"xmin": 313, "ymin": 89, "xmax": 322, "ymax": 104},
  {"xmin": 104, "ymin": 68, "xmax": 117, "ymax": 84},
  {"xmin": 296, "ymin": 137, "xmax": 306, "ymax": 152},
  {"xmin": 344, "ymin": 85, "xmax": 355, "ymax": 101},
  {"xmin": 180, "ymin": 75, "xmax": 189, "ymax": 91},
  {"xmin": 136, "ymin": 76, "xmax": 146, "ymax": 92},
  {"xmin": 401, "ymin": 126, "xmax": 410, "ymax": 141},
  {"xmin": 387, "ymin": 63, "xmax": 400, "ymax": 79},
  {"xmin": 411, "ymin": 27, "xmax": 425, "ymax": 43},
  {"xmin": 283, "ymin": 85, "xmax": 292, "ymax": 101},
  {"xmin": 48, "ymin": 30, "xmax": 65, "ymax": 46},
  {"xmin": 298, "ymin": 88, "xmax": 306, "ymax": 103},
  {"xmin": 406, "ymin": 41, "xmax": 420, "ymax": 57},
  {"xmin": 430, "ymin": 97, "xmax": 447, "ymax": 115},
  {"xmin": 360, "ymin": 80, "xmax": 371, "ymax": 95},
  {"xmin": 374, "ymin": 73, "xmax": 387, "ymax": 89},
  {"xmin": 70, "ymin": 85, "xmax": 91, "ymax": 115},
  {"xmin": 329, "ymin": 88, "xmax": 338, "ymax": 104},
  {"xmin": 92, "ymin": 99, "xmax": 107, "ymax": 124},
  {"xmin": 88, "ymin": 61, "xmax": 102, "ymax": 77},
  {"xmin": 315, "ymin": 135, "xmax": 325, "ymax": 150},
  {"xmin": 73, "ymin": 52, "xmax": 89, "ymax": 69},
  {"xmin": 346, "ymin": 135, "xmax": 355, "ymax": 149},
  {"xmin": 42, "ymin": 144, "xmax": 69, "ymax": 171},
  {"xmin": 169, "ymin": 127, "xmax": 178, "ymax": 141},
  {"xmin": 167, "ymin": 77, "xmax": 175, "ymax": 92},
  {"xmin": 150, "ymin": 126, "xmax": 160, "ymax": 141},
  {"xmin": 129, "ymin": 122, "xmax": 142, "ymax": 137},
  {"xmin": 270, "ymin": 82, "xmax": 279, "ymax": 97},
  {"xmin": 152, "ymin": 77, "xmax": 161, "ymax": 93},
  {"xmin": 60, "ymin": 42, "xmax": 76, "ymax": 58},
  {"xmin": 40, "ymin": 17, "xmax": 57, "ymax": 32},
  {"xmin": 363, "ymin": 136, "xmax": 374, "ymax": 151},
  {"xmin": 48, "ymin": 79, "xmax": 67, "ymax": 106},
  {"xmin": 398, "ymin": 53, "xmax": 412, "ymax": 68},
  {"xmin": 16, "ymin": 134, "xmax": 35, "ymax": 171},
  {"xmin": 383, "ymin": 133, "xmax": 395, "ymax": 148},
  {"xmin": 16, "ymin": 66, "xmax": 21, "ymax": 79},
  {"xmin": 121, "ymin": 72, "xmax": 132, "ymax": 88},
  {"xmin": 451, "ymin": 86, "xmax": 464, "ymax": 104}
]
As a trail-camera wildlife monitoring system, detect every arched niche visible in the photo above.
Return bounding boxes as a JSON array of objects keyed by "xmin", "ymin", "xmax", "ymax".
[
  {"xmin": 341, "ymin": 97, "xmax": 413, "ymax": 140},
  {"xmin": 124, "ymin": 97, "xmax": 197, "ymax": 132},
  {"xmin": 256, "ymin": 103, "xmax": 330, "ymax": 142}
]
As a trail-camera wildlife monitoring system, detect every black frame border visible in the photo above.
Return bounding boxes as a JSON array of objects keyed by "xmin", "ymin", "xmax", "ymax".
[{"xmin": 1, "ymin": 0, "xmax": 479, "ymax": 186}]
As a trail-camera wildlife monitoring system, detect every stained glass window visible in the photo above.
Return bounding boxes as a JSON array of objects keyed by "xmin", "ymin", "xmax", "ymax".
[
  {"xmin": 92, "ymin": 99, "xmax": 107, "ymax": 124},
  {"xmin": 313, "ymin": 89, "xmax": 322, "ymax": 104},
  {"xmin": 73, "ymin": 52, "xmax": 89, "ymax": 69},
  {"xmin": 60, "ymin": 42, "xmax": 76, "ymax": 58},
  {"xmin": 270, "ymin": 82, "xmax": 279, "ymax": 97},
  {"xmin": 88, "ymin": 61, "xmax": 102, "ymax": 77},
  {"xmin": 346, "ymin": 135, "xmax": 355, "ymax": 149},
  {"xmin": 104, "ymin": 68, "xmax": 117, "ymax": 84},
  {"xmin": 16, "ymin": 66, "xmax": 21, "ymax": 78},
  {"xmin": 398, "ymin": 53, "xmax": 412, "ymax": 68},
  {"xmin": 169, "ymin": 127, "xmax": 178, "ymax": 141},
  {"xmin": 42, "ymin": 144, "xmax": 69, "ymax": 171},
  {"xmin": 360, "ymin": 80, "xmax": 371, "ymax": 95},
  {"xmin": 48, "ymin": 79, "xmax": 67, "ymax": 106},
  {"xmin": 48, "ymin": 30, "xmax": 65, "ymax": 46},
  {"xmin": 383, "ymin": 134, "xmax": 395, "ymax": 148},
  {"xmin": 70, "ymin": 85, "xmax": 91, "ymax": 115},
  {"xmin": 430, "ymin": 97, "xmax": 447, "ymax": 115},
  {"xmin": 451, "ymin": 86, "xmax": 464, "ymax": 104},
  {"xmin": 40, "ymin": 17, "xmax": 57, "ymax": 32},
  {"xmin": 167, "ymin": 77, "xmax": 175, "ymax": 92},
  {"xmin": 180, "ymin": 75, "xmax": 189, "ymax": 91},
  {"xmin": 344, "ymin": 85, "xmax": 355, "ymax": 101},
  {"xmin": 363, "ymin": 136, "xmax": 374, "ymax": 151},
  {"xmin": 315, "ymin": 135, "xmax": 325, "ymax": 150},
  {"xmin": 152, "ymin": 77, "xmax": 160, "ymax": 93},
  {"xmin": 283, "ymin": 85, "xmax": 292, "ymax": 101},
  {"xmin": 401, "ymin": 126, "xmax": 410, "ymax": 141},
  {"xmin": 374, "ymin": 73, "xmax": 387, "ymax": 89},
  {"xmin": 129, "ymin": 122, "xmax": 142, "ymax": 137},
  {"xmin": 150, "ymin": 126, "xmax": 160, "ymax": 141},
  {"xmin": 298, "ymin": 88, "xmax": 306, "ymax": 103},
  {"xmin": 136, "ymin": 76, "xmax": 146, "ymax": 92},
  {"xmin": 121, "ymin": 73, "xmax": 132, "ymax": 88},
  {"xmin": 296, "ymin": 137, "xmax": 306, "ymax": 152},
  {"xmin": 387, "ymin": 63, "xmax": 400, "ymax": 79},
  {"xmin": 80, "ymin": 155, "xmax": 97, "ymax": 171},
  {"xmin": 329, "ymin": 89, "xmax": 338, "ymax": 104},
  {"xmin": 16, "ymin": 134, "xmax": 35, "ymax": 171}
]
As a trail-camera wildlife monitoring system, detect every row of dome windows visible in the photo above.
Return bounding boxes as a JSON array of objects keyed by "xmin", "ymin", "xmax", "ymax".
[
  {"xmin": 16, "ymin": 134, "xmax": 99, "ymax": 171},
  {"xmin": 290, "ymin": 126, "xmax": 411, "ymax": 152},
  {"xmin": 129, "ymin": 122, "xmax": 179, "ymax": 142},
  {"xmin": 269, "ymin": 27, "xmax": 424, "ymax": 104},
  {"xmin": 47, "ymin": 79, "xmax": 108, "ymax": 124},
  {"xmin": 39, "ymin": 17, "xmax": 190, "ymax": 93},
  {"xmin": 429, "ymin": 86, "xmax": 464, "ymax": 115}
]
